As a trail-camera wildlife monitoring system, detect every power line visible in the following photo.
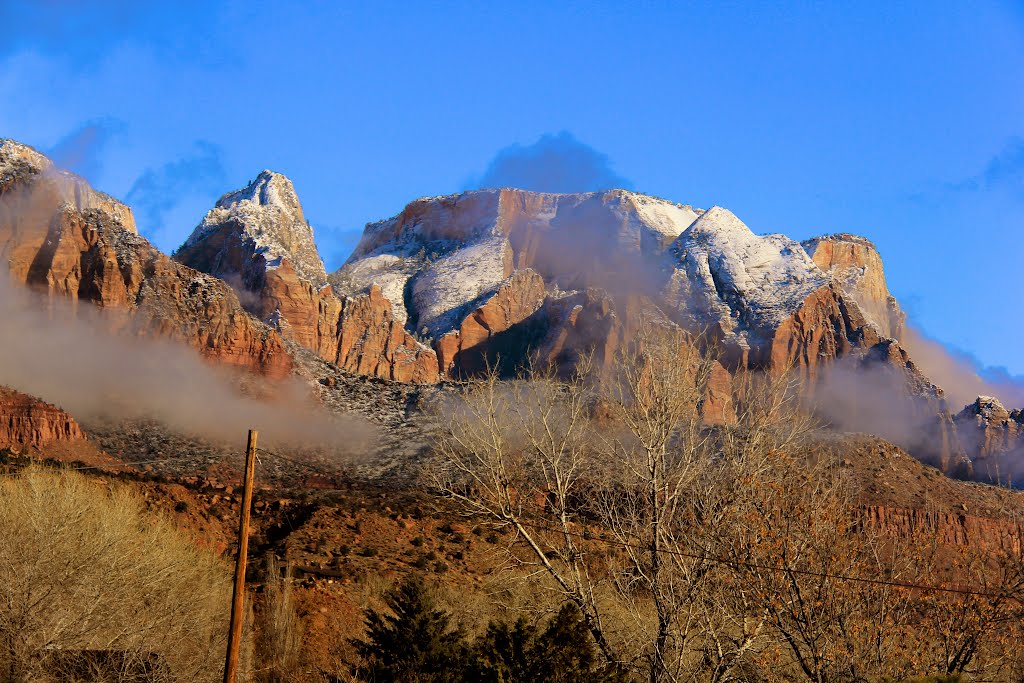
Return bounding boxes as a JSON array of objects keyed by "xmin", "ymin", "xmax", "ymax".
[
  {"xmin": 507, "ymin": 517, "xmax": 1022, "ymax": 603},
  {"xmin": 254, "ymin": 445, "xmax": 1022, "ymax": 602},
  {"xmin": 7, "ymin": 445, "xmax": 1018, "ymax": 603}
]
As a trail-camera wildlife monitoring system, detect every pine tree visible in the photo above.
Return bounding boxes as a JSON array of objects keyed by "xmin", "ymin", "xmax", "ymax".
[
  {"xmin": 353, "ymin": 576, "xmax": 466, "ymax": 682},
  {"xmin": 469, "ymin": 603, "xmax": 628, "ymax": 683}
]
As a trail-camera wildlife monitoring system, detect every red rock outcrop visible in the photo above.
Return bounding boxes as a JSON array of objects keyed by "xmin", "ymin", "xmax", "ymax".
[
  {"xmin": 953, "ymin": 397, "xmax": 1024, "ymax": 482},
  {"xmin": 176, "ymin": 172, "xmax": 440, "ymax": 383},
  {"xmin": 435, "ymin": 270, "xmax": 547, "ymax": 376},
  {"xmin": 859, "ymin": 505, "xmax": 1021, "ymax": 553},
  {"xmin": 766, "ymin": 282, "xmax": 880, "ymax": 380},
  {"xmin": 0, "ymin": 146, "xmax": 292, "ymax": 378},
  {"xmin": 802, "ymin": 234, "xmax": 905, "ymax": 340},
  {"xmin": 0, "ymin": 139, "xmax": 137, "ymax": 233},
  {"xmin": 0, "ymin": 386, "xmax": 85, "ymax": 450},
  {"xmin": 535, "ymin": 289, "xmax": 623, "ymax": 371},
  {"xmin": 955, "ymin": 397, "xmax": 1024, "ymax": 458},
  {"xmin": 334, "ymin": 285, "xmax": 438, "ymax": 383}
]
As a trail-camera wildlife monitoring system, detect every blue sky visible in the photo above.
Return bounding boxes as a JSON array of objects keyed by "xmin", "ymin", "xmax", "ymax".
[{"xmin": 1, "ymin": 1, "xmax": 1022, "ymax": 375}]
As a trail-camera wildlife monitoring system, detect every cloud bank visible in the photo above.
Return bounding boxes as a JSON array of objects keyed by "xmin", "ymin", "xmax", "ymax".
[
  {"xmin": 0, "ymin": 275, "xmax": 372, "ymax": 454},
  {"xmin": 473, "ymin": 131, "xmax": 631, "ymax": 194}
]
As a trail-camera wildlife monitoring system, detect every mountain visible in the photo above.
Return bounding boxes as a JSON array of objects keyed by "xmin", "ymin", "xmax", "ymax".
[
  {"xmin": 174, "ymin": 171, "xmax": 437, "ymax": 382},
  {"xmin": 331, "ymin": 189, "xmax": 913, "ymax": 377},
  {"xmin": 1, "ymin": 138, "xmax": 1019, "ymax": 481},
  {"xmin": 0, "ymin": 139, "xmax": 291, "ymax": 377},
  {"xmin": 323, "ymin": 188, "xmax": 972, "ymax": 470}
]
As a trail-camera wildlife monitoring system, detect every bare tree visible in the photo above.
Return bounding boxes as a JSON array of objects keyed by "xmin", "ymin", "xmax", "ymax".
[
  {"xmin": 431, "ymin": 356, "xmax": 620, "ymax": 663},
  {"xmin": 432, "ymin": 327, "xmax": 823, "ymax": 683},
  {"xmin": 595, "ymin": 328, "xmax": 823, "ymax": 683}
]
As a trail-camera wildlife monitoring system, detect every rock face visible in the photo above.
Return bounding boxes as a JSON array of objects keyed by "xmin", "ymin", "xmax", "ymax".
[
  {"xmin": 666, "ymin": 206, "xmax": 830, "ymax": 362},
  {"xmin": 1, "ymin": 138, "xmax": 1005, "ymax": 482},
  {"xmin": 435, "ymin": 269, "xmax": 547, "ymax": 376},
  {"xmin": 955, "ymin": 396, "xmax": 1024, "ymax": 481},
  {"xmin": 0, "ymin": 141, "xmax": 291, "ymax": 377},
  {"xmin": 0, "ymin": 139, "xmax": 137, "ymax": 233},
  {"xmin": 860, "ymin": 505, "xmax": 1019, "ymax": 553},
  {"xmin": 335, "ymin": 191, "xmax": 901, "ymax": 379},
  {"xmin": 802, "ymin": 234, "xmax": 905, "ymax": 340},
  {"xmin": 334, "ymin": 286, "xmax": 439, "ymax": 383},
  {"xmin": 0, "ymin": 386, "xmax": 85, "ymax": 450},
  {"xmin": 175, "ymin": 172, "xmax": 438, "ymax": 382},
  {"xmin": 332, "ymin": 188, "xmax": 994, "ymax": 475}
]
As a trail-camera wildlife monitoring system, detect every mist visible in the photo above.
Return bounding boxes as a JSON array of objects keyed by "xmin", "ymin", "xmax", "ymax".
[
  {"xmin": 902, "ymin": 326, "xmax": 1024, "ymax": 410},
  {"xmin": 811, "ymin": 356, "xmax": 959, "ymax": 471},
  {"xmin": 0, "ymin": 274, "xmax": 374, "ymax": 454}
]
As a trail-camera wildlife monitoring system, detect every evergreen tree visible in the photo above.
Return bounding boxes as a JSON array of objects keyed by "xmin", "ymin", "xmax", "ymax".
[
  {"xmin": 469, "ymin": 603, "xmax": 628, "ymax": 683},
  {"xmin": 353, "ymin": 576, "xmax": 466, "ymax": 682}
]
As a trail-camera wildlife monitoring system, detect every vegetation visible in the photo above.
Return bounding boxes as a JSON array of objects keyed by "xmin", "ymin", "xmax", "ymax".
[
  {"xmin": 352, "ymin": 576, "xmax": 626, "ymax": 683},
  {"xmin": 5, "ymin": 328, "xmax": 1024, "ymax": 682},
  {"xmin": 353, "ymin": 576, "xmax": 466, "ymax": 682},
  {"xmin": 0, "ymin": 467, "xmax": 234, "ymax": 682},
  {"xmin": 429, "ymin": 326, "xmax": 1024, "ymax": 683}
]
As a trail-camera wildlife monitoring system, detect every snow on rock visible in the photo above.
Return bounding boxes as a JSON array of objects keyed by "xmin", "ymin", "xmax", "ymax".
[
  {"xmin": 0, "ymin": 139, "xmax": 137, "ymax": 234},
  {"xmin": 409, "ymin": 233, "xmax": 512, "ymax": 337},
  {"xmin": 331, "ymin": 188, "xmax": 701, "ymax": 337},
  {"xmin": 666, "ymin": 206, "xmax": 827, "ymax": 347},
  {"xmin": 182, "ymin": 170, "xmax": 327, "ymax": 285}
]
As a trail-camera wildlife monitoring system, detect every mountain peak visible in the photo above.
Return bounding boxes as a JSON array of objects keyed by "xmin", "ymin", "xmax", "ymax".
[
  {"xmin": 182, "ymin": 170, "xmax": 326, "ymax": 285},
  {"xmin": 964, "ymin": 395, "xmax": 1010, "ymax": 421},
  {"xmin": 216, "ymin": 169, "xmax": 300, "ymax": 212}
]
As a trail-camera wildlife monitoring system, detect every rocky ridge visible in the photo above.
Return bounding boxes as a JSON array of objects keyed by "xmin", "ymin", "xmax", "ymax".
[
  {"xmin": 0, "ymin": 140, "xmax": 291, "ymax": 377},
  {"xmin": 328, "ymin": 188, "xmax": 991, "ymax": 475},
  {"xmin": 173, "ymin": 178, "xmax": 1005, "ymax": 477},
  {"xmin": 955, "ymin": 396, "xmax": 1024, "ymax": 482},
  {"xmin": 175, "ymin": 172, "xmax": 437, "ymax": 383},
  {"xmin": 1, "ymin": 139, "xmax": 1019, "ymax": 482},
  {"xmin": 0, "ymin": 385, "xmax": 85, "ymax": 450},
  {"xmin": 0, "ymin": 139, "xmax": 137, "ymax": 233}
]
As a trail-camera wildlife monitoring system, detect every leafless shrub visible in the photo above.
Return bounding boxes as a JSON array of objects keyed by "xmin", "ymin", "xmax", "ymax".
[{"xmin": 0, "ymin": 467, "xmax": 233, "ymax": 682}]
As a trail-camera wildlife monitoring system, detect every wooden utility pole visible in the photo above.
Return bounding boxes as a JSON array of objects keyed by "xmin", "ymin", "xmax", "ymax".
[{"xmin": 223, "ymin": 429, "xmax": 258, "ymax": 683}]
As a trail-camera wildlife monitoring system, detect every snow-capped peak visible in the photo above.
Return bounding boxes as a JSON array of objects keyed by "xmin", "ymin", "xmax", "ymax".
[
  {"xmin": 667, "ymin": 205, "xmax": 827, "ymax": 335},
  {"xmin": 182, "ymin": 170, "xmax": 327, "ymax": 285}
]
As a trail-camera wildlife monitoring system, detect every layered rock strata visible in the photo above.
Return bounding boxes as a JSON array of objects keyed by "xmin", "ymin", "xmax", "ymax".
[
  {"xmin": 176, "ymin": 171, "xmax": 438, "ymax": 382},
  {"xmin": 0, "ymin": 140, "xmax": 291, "ymax": 377},
  {"xmin": 0, "ymin": 386, "xmax": 85, "ymax": 450}
]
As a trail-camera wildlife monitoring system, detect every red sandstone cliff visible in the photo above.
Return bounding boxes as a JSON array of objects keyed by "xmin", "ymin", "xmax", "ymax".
[
  {"xmin": 0, "ymin": 140, "xmax": 291, "ymax": 377},
  {"xmin": 0, "ymin": 386, "xmax": 84, "ymax": 450},
  {"xmin": 175, "ymin": 171, "xmax": 438, "ymax": 382},
  {"xmin": 802, "ymin": 234, "xmax": 905, "ymax": 340}
]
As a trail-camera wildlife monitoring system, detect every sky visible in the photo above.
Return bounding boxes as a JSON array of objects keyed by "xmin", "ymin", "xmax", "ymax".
[{"xmin": 0, "ymin": 1, "xmax": 1022, "ymax": 376}]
